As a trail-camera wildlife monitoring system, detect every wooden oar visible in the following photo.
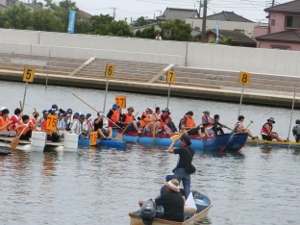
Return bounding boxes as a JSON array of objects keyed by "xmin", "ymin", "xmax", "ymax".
[
  {"xmin": 10, "ymin": 126, "xmax": 27, "ymax": 149},
  {"xmin": 73, "ymin": 93, "xmax": 123, "ymax": 130},
  {"xmin": 170, "ymin": 125, "xmax": 201, "ymax": 140}
]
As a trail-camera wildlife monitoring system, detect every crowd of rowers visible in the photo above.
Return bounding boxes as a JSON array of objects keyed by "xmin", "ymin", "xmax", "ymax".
[{"xmin": 0, "ymin": 102, "xmax": 295, "ymax": 142}]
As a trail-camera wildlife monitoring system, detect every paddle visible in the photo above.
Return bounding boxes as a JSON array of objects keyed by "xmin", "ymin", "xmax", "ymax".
[
  {"xmin": 10, "ymin": 126, "xmax": 27, "ymax": 149},
  {"xmin": 170, "ymin": 125, "xmax": 200, "ymax": 141},
  {"xmin": 245, "ymin": 120, "xmax": 253, "ymax": 129},
  {"xmin": 73, "ymin": 93, "xmax": 123, "ymax": 130}
]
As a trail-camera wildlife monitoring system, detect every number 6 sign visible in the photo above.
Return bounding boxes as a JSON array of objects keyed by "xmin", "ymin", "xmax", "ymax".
[{"xmin": 238, "ymin": 71, "xmax": 251, "ymax": 85}]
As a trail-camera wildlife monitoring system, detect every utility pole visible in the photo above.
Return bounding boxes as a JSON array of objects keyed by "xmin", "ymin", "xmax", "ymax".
[
  {"xmin": 198, "ymin": 0, "xmax": 203, "ymax": 18},
  {"xmin": 201, "ymin": 0, "xmax": 207, "ymax": 43},
  {"xmin": 110, "ymin": 7, "xmax": 116, "ymax": 20},
  {"xmin": 272, "ymin": 0, "xmax": 275, "ymax": 7}
]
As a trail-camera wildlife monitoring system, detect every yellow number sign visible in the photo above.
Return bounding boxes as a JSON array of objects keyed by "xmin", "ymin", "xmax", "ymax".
[
  {"xmin": 238, "ymin": 71, "xmax": 251, "ymax": 85},
  {"xmin": 105, "ymin": 64, "xmax": 115, "ymax": 78},
  {"xmin": 90, "ymin": 131, "xmax": 98, "ymax": 146},
  {"xmin": 46, "ymin": 114, "xmax": 58, "ymax": 131},
  {"xmin": 166, "ymin": 70, "xmax": 176, "ymax": 84},
  {"xmin": 23, "ymin": 67, "xmax": 35, "ymax": 83},
  {"xmin": 115, "ymin": 95, "xmax": 126, "ymax": 109}
]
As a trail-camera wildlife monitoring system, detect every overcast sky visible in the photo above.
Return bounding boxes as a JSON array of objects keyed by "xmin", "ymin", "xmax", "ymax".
[{"xmin": 32, "ymin": 0, "xmax": 291, "ymax": 23}]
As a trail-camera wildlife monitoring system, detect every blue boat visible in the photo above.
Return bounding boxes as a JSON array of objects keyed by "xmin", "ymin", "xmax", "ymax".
[
  {"xmin": 78, "ymin": 138, "xmax": 126, "ymax": 149},
  {"xmin": 220, "ymin": 133, "xmax": 248, "ymax": 152},
  {"xmin": 111, "ymin": 129, "xmax": 246, "ymax": 152}
]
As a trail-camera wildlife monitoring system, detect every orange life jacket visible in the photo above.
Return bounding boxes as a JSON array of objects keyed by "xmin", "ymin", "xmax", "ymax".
[
  {"xmin": 202, "ymin": 115, "xmax": 213, "ymax": 128},
  {"xmin": 185, "ymin": 115, "xmax": 195, "ymax": 128},
  {"xmin": 160, "ymin": 115, "xmax": 169, "ymax": 128},
  {"xmin": 0, "ymin": 116, "xmax": 9, "ymax": 132},
  {"xmin": 141, "ymin": 112, "xmax": 151, "ymax": 127},
  {"xmin": 124, "ymin": 113, "xmax": 134, "ymax": 123},
  {"xmin": 108, "ymin": 109, "xmax": 120, "ymax": 127},
  {"xmin": 16, "ymin": 121, "xmax": 31, "ymax": 135},
  {"xmin": 41, "ymin": 120, "xmax": 53, "ymax": 135}
]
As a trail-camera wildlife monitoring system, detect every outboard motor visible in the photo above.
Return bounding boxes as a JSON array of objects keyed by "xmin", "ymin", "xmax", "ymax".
[{"xmin": 140, "ymin": 199, "xmax": 156, "ymax": 225}]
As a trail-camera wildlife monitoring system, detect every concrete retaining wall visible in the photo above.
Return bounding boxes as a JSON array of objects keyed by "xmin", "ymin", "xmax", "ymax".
[{"xmin": 0, "ymin": 28, "xmax": 300, "ymax": 76}]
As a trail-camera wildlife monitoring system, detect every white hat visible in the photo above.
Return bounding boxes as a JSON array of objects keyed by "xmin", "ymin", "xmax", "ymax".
[{"xmin": 0, "ymin": 106, "xmax": 6, "ymax": 111}]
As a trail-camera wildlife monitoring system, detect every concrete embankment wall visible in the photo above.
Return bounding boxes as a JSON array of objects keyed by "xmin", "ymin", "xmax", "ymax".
[{"xmin": 0, "ymin": 28, "xmax": 300, "ymax": 76}]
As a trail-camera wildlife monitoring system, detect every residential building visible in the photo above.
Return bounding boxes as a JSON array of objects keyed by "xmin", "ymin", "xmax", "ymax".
[
  {"xmin": 255, "ymin": 0, "xmax": 300, "ymax": 50},
  {"xmin": 186, "ymin": 11, "xmax": 262, "ymax": 38},
  {"xmin": 156, "ymin": 7, "xmax": 198, "ymax": 21},
  {"xmin": 205, "ymin": 29, "xmax": 256, "ymax": 47}
]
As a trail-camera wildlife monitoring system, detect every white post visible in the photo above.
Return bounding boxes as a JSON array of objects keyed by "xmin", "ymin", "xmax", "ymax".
[
  {"xmin": 22, "ymin": 82, "xmax": 28, "ymax": 111},
  {"xmin": 238, "ymin": 85, "xmax": 244, "ymax": 117},
  {"xmin": 103, "ymin": 79, "xmax": 109, "ymax": 113},
  {"xmin": 167, "ymin": 84, "xmax": 171, "ymax": 108},
  {"xmin": 45, "ymin": 50, "xmax": 51, "ymax": 89},
  {"xmin": 287, "ymin": 90, "xmax": 296, "ymax": 141}
]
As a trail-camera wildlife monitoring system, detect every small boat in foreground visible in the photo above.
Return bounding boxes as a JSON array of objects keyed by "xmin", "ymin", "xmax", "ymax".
[
  {"xmin": 220, "ymin": 133, "xmax": 248, "ymax": 152},
  {"xmin": 78, "ymin": 138, "xmax": 126, "ymax": 149},
  {"xmin": 129, "ymin": 190, "xmax": 213, "ymax": 225},
  {"xmin": 246, "ymin": 138, "xmax": 300, "ymax": 149}
]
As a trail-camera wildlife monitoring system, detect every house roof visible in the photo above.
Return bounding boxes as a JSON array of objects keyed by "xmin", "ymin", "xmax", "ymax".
[
  {"xmin": 156, "ymin": 7, "xmax": 198, "ymax": 21},
  {"xmin": 265, "ymin": 0, "xmax": 300, "ymax": 14},
  {"xmin": 78, "ymin": 10, "xmax": 92, "ymax": 20},
  {"xmin": 207, "ymin": 29, "xmax": 256, "ymax": 44},
  {"xmin": 206, "ymin": 11, "xmax": 253, "ymax": 23},
  {"xmin": 191, "ymin": 29, "xmax": 201, "ymax": 37},
  {"xmin": 256, "ymin": 30, "xmax": 300, "ymax": 43}
]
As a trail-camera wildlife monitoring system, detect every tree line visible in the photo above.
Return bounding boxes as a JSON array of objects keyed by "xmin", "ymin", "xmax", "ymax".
[{"xmin": 0, "ymin": 0, "xmax": 199, "ymax": 42}]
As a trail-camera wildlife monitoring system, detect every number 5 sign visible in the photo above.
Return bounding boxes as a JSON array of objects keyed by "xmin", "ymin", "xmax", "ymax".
[
  {"xmin": 166, "ymin": 70, "xmax": 176, "ymax": 84},
  {"xmin": 46, "ymin": 114, "xmax": 58, "ymax": 131},
  {"xmin": 238, "ymin": 71, "xmax": 251, "ymax": 85},
  {"xmin": 23, "ymin": 67, "xmax": 35, "ymax": 83}
]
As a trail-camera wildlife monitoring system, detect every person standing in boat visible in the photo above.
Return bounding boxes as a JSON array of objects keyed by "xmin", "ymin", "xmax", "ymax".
[
  {"xmin": 292, "ymin": 119, "xmax": 300, "ymax": 142},
  {"xmin": 179, "ymin": 111, "xmax": 202, "ymax": 136},
  {"xmin": 168, "ymin": 134, "xmax": 195, "ymax": 199},
  {"xmin": 138, "ymin": 179, "xmax": 184, "ymax": 222},
  {"xmin": 261, "ymin": 117, "xmax": 283, "ymax": 142},
  {"xmin": 234, "ymin": 115, "xmax": 256, "ymax": 140},
  {"xmin": 94, "ymin": 111, "xmax": 112, "ymax": 139}
]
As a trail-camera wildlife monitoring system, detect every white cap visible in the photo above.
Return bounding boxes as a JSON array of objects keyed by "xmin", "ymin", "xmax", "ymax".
[{"xmin": 0, "ymin": 106, "xmax": 6, "ymax": 111}]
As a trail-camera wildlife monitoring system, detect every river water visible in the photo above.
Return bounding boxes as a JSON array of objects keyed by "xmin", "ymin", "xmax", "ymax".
[{"xmin": 0, "ymin": 81, "xmax": 299, "ymax": 225}]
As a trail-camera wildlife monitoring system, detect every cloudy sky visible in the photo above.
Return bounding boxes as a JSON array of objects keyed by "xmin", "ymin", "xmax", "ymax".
[{"xmin": 33, "ymin": 0, "xmax": 291, "ymax": 23}]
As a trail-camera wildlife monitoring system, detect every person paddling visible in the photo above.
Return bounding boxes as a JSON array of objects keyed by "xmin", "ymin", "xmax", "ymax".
[
  {"xmin": 179, "ymin": 111, "xmax": 202, "ymax": 136},
  {"xmin": 234, "ymin": 115, "xmax": 256, "ymax": 140},
  {"xmin": 261, "ymin": 117, "xmax": 283, "ymax": 142},
  {"xmin": 212, "ymin": 114, "xmax": 225, "ymax": 135},
  {"xmin": 94, "ymin": 111, "xmax": 112, "ymax": 139},
  {"xmin": 292, "ymin": 119, "xmax": 300, "ymax": 142}
]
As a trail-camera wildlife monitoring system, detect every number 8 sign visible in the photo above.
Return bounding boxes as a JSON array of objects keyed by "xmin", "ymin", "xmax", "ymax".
[{"xmin": 238, "ymin": 71, "xmax": 251, "ymax": 85}]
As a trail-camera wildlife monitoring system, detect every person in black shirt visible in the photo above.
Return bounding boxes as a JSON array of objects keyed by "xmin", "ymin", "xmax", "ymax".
[
  {"xmin": 168, "ymin": 134, "xmax": 195, "ymax": 198},
  {"xmin": 94, "ymin": 111, "xmax": 112, "ymax": 139},
  {"xmin": 138, "ymin": 179, "xmax": 184, "ymax": 222},
  {"xmin": 212, "ymin": 114, "xmax": 225, "ymax": 135}
]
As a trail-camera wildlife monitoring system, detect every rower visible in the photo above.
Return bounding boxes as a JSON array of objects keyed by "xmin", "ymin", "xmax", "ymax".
[
  {"xmin": 179, "ymin": 111, "xmax": 202, "ymax": 136},
  {"xmin": 201, "ymin": 110, "xmax": 212, "ymax": 137},
  {"xmin": 212, "ymin": 114, "xmax": 225, "ymax": 135},
  {"xmin": 10, "ymin": 108, "xmax": 22, "ymax": 131},
  {"xmin": 234, "ymin": 115, "xmax": 256, "ymax": 140},
  {"xmin": 261, "ymin": 117, "xmax": 283, "ymax": 142},
  {"xmin": 141, "ymin": 108, "xmax": 159, "ymax": 134},
  {"xmin": 107, "ymin": 104, "xmax": 121, "ymax": 128},
  {"xmin": 86, "ymin": 113, "xmax": 94, "ymax": 132},
  {"xmin": 94, "ymin": 111, "xmax": 112, "ymax": 139},
  {"xmin": 160, "ymin": 108, "xmax": 177, "ymax": 135},
  {"xmin": 71, "ymin": 113, "xmax": 89, "ymax": 140},
  {"xmin": 0, "ymin": 106, "xmax": 6, "ymax": 117},
  {"xmin": 292, "ymin": 119, "xmax": 300, "ymax": 142},
  {"xmin": 66, "ymin": 108, "xmax": 73, "ymax": 131},
  {"xmin": 0, "ymin": 108, "xmax": 13, "ymax": 136},
  {"xmin": 15, "ymin": 115, "xmax": 33, "ymax": 141},
  {"xmin": 121, "ymin": 107, "xmax": 141, "ymax": 134}
]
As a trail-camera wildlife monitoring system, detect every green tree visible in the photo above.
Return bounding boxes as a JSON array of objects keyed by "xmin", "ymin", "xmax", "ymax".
[
  {"xmin": 209, "ymin": 37, "xmax": 233, "ymax": 45},
  {"xmin": 32, "ymin": 9, "xmax": 64, "ymax": 31},
  {"xmin": 159, "ymin": 19, "xmax": 193, "ymax": 41},
  {"xmin": 132, "ymin": 16, "xmax": 152, "ymax": 27},
  {"xmin": 89, "ymin": 14, "xmax": 133, "ymax": 37},
  {"xmin": 1, "ymin": 4, "xmax": 33, "ymax": 29},
  {"xmin": 135, "ymin": 25, "xmax": 160, "ymax": 39}
]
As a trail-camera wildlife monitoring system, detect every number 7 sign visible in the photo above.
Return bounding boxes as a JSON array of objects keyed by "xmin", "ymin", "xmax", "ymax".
[{"xmin": 166, "ymin": 70, "xmax": 176, "ymax": 84}]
